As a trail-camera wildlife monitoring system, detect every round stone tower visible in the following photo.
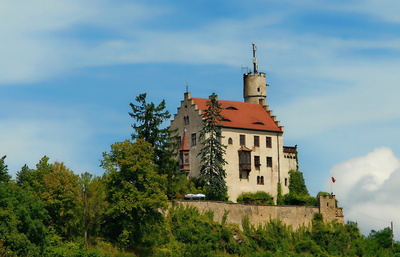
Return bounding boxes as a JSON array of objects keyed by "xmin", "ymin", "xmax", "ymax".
[{"xmin": 243, "ymin": 43, "xmax": 267, "ymax": 106}]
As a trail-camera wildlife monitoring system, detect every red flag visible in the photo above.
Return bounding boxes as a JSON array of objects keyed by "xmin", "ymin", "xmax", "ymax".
[{"xmin": 331, "ymin": 177, "xmax": 336, "ymax": 183}]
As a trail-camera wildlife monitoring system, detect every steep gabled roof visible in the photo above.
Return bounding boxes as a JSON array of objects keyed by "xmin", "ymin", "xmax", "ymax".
[{"xmin": 192, "ymin": 98, "xmax": 282, "ymax": 132}]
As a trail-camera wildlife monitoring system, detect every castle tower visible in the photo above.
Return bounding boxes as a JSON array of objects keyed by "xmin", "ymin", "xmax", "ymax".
[{"xmin": 243, "ymin": 43, "xmax": 267, "ymax": 106}]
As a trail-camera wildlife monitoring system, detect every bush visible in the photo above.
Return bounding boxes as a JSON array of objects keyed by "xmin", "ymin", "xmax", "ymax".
[
  {"xmin": 282, "ymin": 193, "xmax": 318, "ymax": 206},
  {"xmin": 237, "ymin": 191, "xmax": 274, "ymax": 205}
]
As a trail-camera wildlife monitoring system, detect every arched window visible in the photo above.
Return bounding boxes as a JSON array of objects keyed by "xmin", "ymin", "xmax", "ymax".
[{"xmin": 228, "ymin": 137, "xmax": 233, "ymax": 145}]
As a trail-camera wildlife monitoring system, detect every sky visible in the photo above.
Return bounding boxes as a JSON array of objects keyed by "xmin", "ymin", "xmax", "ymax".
[{"xmin": 1, "ymin": 0, "xmax": 400, "ymax": 237}]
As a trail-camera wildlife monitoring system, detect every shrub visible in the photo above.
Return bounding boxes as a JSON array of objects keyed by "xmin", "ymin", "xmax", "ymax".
[{"xmin": 237, "ymin": 191, "xmax": 274, "ymax": 205}]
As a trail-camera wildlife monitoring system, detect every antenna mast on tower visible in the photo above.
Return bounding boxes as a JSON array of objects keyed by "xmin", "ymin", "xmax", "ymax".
[{"xmin": 252, "ymin": 43, "xmax": 258, "ymax": 74}]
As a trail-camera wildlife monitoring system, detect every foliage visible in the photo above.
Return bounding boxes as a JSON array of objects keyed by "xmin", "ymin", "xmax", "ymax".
[
  {"xmin": 283, "ymin": 193, "xmax": 318, "ymax": 206},
  {"xmin": 2, "ymin": 152, "xmax": 400, "ymax": 256},
  {"xmin": 276, "ymin": 182, "xmax": 284, "ymax": 205},
  {"xmin": 283, "ymin": 170, "xmax": 318, "ymax": 206},
  {"xmin": 168, "ymin": 205, "xmax": 253, "ymax": 256},
  {"xmin": 129, "ymin": 93, "xmax": 181, "ymax": 199},
  {"xmin": 287, "ymin": 170, "xmax": 309, "ymax": 196},
  {"xmin": 79, "ymin": 172, "xmax": 108, "ymax": 248},
  {"xmin": 237, "ymin": 191, "xmax": 274, "ymax": 205},
  {"xmin": 366, "ymin": 227, "xmax": 395, "ymax": 254},
  {"xmin": 173, "ymin": 176, "xmax": 205, "ymax": 200},
  {"xmin": 0, "ymin": 155, "xmax": 11, "ymax": 183},
  {"xmin": 101, "ymin": 139, "xmax": 168, "ymax": 251},
  {"xmin": 198, "ymin": 93, "xmax": 228, "ymax": 201},
  {"xmin": 16, "ymin": 157, "xmax": 82, "ymax": 240},
  {"xmin": 0, "ymin": 181, "xmax": 48, "ymax": 256}
]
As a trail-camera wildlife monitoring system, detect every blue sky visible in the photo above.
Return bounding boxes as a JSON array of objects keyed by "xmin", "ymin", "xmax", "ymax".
[{"xmin": 2, "ymin": 0, "xmax": 400, "ymax": 236}]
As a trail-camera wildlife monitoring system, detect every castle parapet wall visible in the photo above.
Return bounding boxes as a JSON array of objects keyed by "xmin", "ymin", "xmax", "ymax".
[{"xmin": 171, "ymin": 195, "xmax": 343, "ymax": 229}]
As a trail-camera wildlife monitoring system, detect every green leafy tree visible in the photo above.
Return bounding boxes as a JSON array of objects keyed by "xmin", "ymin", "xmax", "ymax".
[
  {"xmin": 129, "ymin": 93, "xmax": 181, "ymax": 199},
  {"xmin": 16, "ymin": 157, "xmax": 81, "ymax": 240},
  {"xmin": 101, "ymin": 139, "xmax": 168, "ymax": 250},
  {"xmin": 79, "ymin": 172, "xmax": 107, "ymax": 248},
  {"xmin": 367, "ymin": 227, "xmax": 393, "ymax": 252},
  {"xmin": 0, "ymin": 182, "xmax": 48, "ymax": 256},
  {"xmin": 0, "ymin": 155, "xmax": 11, "ymax": 183},
  {"xmin": 198, "ymin": 93, "xmax": 228, "ymax": 201}
]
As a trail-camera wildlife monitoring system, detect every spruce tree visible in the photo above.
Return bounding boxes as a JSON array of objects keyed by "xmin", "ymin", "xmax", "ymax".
[
  {"xmin": 198, "ymin": 93, "xmax": 228, "ymax": 201},
  {"xmin": 0, "ymin": 155, "xmax": 10, "ymax": 183},
  {"xmin": 129, "ymin": 93, "xmax": 180, "ymax": 199}
]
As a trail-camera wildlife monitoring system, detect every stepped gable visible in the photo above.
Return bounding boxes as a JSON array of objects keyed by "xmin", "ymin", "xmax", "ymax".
[{"xmin": 192, "ymin": 98, "xmax": 282, "ymax": 132}]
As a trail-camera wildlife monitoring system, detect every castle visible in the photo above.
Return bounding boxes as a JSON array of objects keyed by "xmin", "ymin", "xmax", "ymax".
[{"xmin": 170, "ymin": 44, "xmax": 298, "ymax": 202}]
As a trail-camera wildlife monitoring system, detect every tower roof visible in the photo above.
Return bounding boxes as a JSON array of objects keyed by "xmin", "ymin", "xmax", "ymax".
[
  {"xmin": 179, "ymin": 128, "xmax": 190, "ymax": 151},
  {"xmin": 192, "ymin": 98, "xmax": 282, "ymax": 133}
]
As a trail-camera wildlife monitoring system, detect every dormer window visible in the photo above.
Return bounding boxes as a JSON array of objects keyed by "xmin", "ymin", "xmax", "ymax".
[
  {"xmin": 253, "ymin": 122, "xmax": 264, "ymax": 125},
  {"xmin": 226, "ymin": 106, "xmax": 238, "ymax": 110},
  {"xmin": 222, "ymin": 118, "xmax": 232, "ymax": 122}
]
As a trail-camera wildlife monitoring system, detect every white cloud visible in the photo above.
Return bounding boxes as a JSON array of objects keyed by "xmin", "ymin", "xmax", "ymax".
[
  {"xmin": 327, "ymin": 147, "xmax": 400, "ymax": 237},
  {"xmin": 0, "ymin": 0, "xmax": 169, "ymax": 84},
  {"xmin": 2, "ymin": 0, "xmax": 400, "ymax": 87}
]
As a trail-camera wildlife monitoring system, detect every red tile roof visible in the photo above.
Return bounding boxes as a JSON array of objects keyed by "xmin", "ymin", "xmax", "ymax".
[{"xmin": 192, "ymin": 98, "xmax": 282, "ymax": 132}]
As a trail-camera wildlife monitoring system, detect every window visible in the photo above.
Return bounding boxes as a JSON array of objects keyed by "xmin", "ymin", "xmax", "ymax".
[
  {"xmin": 240, "ymin": 171, "xmax": 249, "ymax": 179},
  {"xmin": 266, "ymin": 137, "xmax": 272, "ymax": 148},
  {"xmin": 254, "ymin": 156, "xmax": 260, "ymax": 167},
  {"xmin": 254, "ymin": 136, "xmax": 260, "ymax": 147},
  {"xmin": 191, "ymin": 133, "xmax": 196, "ymax": 146},
  {"xmin": 184, "ymin": 115, "xmax": 190, "ymax": 125},
  {"xmin": 257, "ymin": 176, "xmax": 264, "ymax": 185},
  {"xmin": 240, "ymin": 134, "xmax": 245, "ymax": 146},
  {"xmin": 226, "ymin": 106, "xmax": 238, "ymax": 110},
  {"xmin": 266, "ymin": 157, "xmax": 273, "ymax": 167},
  {"xmin": 239, "ymin": 151, "xmax": 251, "ymax": 165},
  {"xmin": 285, "ymin": 178, "xmax": 288, "ymax": 187},
  {"xmin": 184, "ymin": 154, "xmax": 189, "ymax": 164},
  {"xmin": 228, "ymin": 137, "xmax": 233, "ymax": 145},
  {"xmin": 177, "ymin": 136, "xmax": 182, "ymax": 148}
]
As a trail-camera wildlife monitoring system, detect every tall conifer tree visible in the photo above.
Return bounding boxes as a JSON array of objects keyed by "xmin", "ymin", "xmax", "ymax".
[
  {"xmin": 198, "ymin": 93, "xmax": 228, "ymax": 201},
  {"xmin": 0, "ymin": 155, "xmax": 10, "ymax": 183},
  {"xmin": 129, "ymin": 93, "xmax": 181, "ymax": 199}
]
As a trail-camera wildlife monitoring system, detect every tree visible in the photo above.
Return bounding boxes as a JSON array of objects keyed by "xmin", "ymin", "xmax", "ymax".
[
  {"xmin": 101, "ymin": 139, "xmax": 168, "ymax": 250},
  {"xmin": 288, "ymin": 169, "xmax": 309, "ymax": 196},
  {"xmin": 198, "ymin": 93, "xmax": 228, "ymax": 201},
  {"xmin": 16, "ymin": 157, "xmax": 81, "ymax": 240},
  {"xmin": 0, "ymin": 155, "xmax": 11, "ymax": 183},
  {"xmin": 283, "ymin": 170, "xmax": 317, "ymax": 206},
  {"xmin": 79, "ymin": 172, "xmax": 107, "ymax": 248},
  {"xmin": 0, "ymin": 182, "xmax": 48, "ymax": 256},
  {"xmin": 129, "ymin": 93, "xmax": 181, "ymax": 199}
]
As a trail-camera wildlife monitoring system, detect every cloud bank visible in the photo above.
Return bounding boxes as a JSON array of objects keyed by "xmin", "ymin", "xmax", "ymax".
[{"xmin": 328, "ymin": 147, "xmax": 400, "ymax": 237}]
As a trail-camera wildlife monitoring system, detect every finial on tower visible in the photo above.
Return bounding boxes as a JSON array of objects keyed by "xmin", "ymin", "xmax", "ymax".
[{"xmin": 252, "ymin": 43, "xmax": 258, "ymax": 74}]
